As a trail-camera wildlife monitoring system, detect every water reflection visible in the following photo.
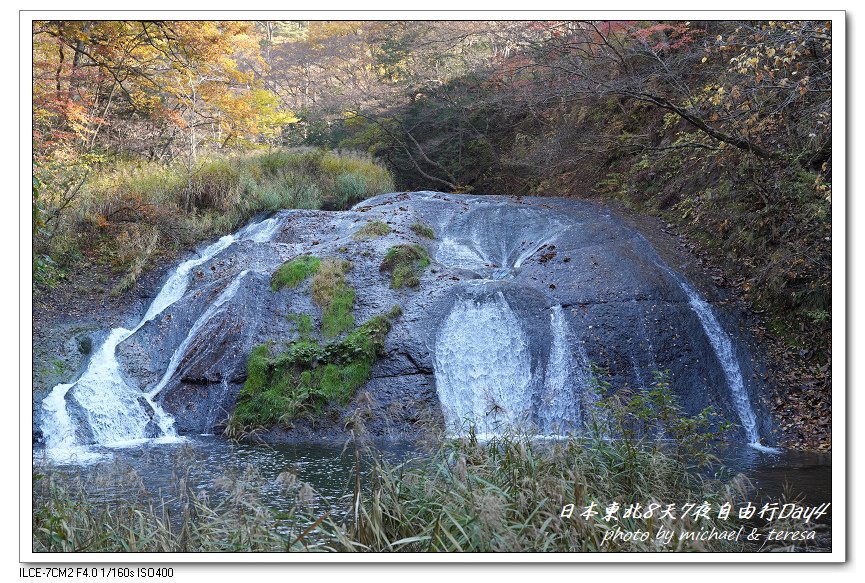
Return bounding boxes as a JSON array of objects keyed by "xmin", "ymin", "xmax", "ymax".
[
  {"xmin": 714, "ymin": 443, "xmax": 831, "ymax": 505},
  {"xmin": 35, "ymin": 436, "xmax": 418, "ymax": 521}
]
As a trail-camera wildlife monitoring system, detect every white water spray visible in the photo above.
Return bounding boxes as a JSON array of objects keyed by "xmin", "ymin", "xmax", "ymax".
[
  {"xmin": 148, "ymin": 270, "xmax": 249, "ymax": 399},
  {"xmin": 433, "ymin": 291, "xmax": 534, "ymax": 435},
  {"xmin": 660, "ymin": 266, "xmax": 777, "ymax": 452},
  {"xmin": 40, "ymin": 217, "xmax": 280, "ymax": 462},
  {"xmin": 435, "ymin": 204, "xmax": 567, "ymax": 279},
  {"xmin": 538, "ymin": 306, "xmax": 583, "ymax": 434}
]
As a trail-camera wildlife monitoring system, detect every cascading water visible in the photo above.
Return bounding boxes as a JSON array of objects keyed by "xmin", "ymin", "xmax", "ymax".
[
  {"xmin": 40, "ymin": 327, "xmax": 162, "ymax": 463},
  {"xmin": 431, "ymin": 203, "xmax": 594, "ymax": 436},
  {"xmin": 537, "ymin": 305, "xmax": 591, "ymax": 435},
  {"xmin": 430, "ymin": 199, "xmax": 770, "ymax": 446},
  {"xmin": 39, "ymin": 217, "xmax": 280, "ymax": 462},
  {"xmin": 432, "ymin": 290, "xmax": 534, "ymax": 435},
  {"xmin": 657, "ymin": 264, "xmax": 776, "ymax": 452},
  {"xmin": 147, "ymin": 270, "xmax": 249, "ymax": 399},
  {"xmin": 37, "ymin": 190, "xmax": 775, "ymax": 458},
  {"xmin": 435, "ymin": 204, "xmax": 567, "ymax": 279}
]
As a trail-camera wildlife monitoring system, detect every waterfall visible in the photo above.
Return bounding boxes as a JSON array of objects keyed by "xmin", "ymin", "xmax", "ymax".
[
  {"xmin": 147, "ymin": 270, "xmax": 249, "ymax": 399},
  {"xmin": 660, "ymin": 266, "xmax": 776, "ymax": 451},
  {"xmin": 537, "ymin": 306, "xmax": 587, "ymax": 435},
  {"xmin": 433, "ymin": 291, "xmax": 534, "ymax": 435},
  {"xmin": 427, "ymin": 200, "xmax": 772, "ymax": 447},
  {"xmin": 435, "ymin": 204, "xmax": 567, "ymax": 279},
  {"xmin": 141, "ymin": 216, "xmax": 279, "ymax": 323},
  {"xmin": 432, "ymin": 203, "xmax": 593, "ymax": 437},
  {"xmin": 40, "ymin": 217, "xmax": 280, "ymax": 462}
]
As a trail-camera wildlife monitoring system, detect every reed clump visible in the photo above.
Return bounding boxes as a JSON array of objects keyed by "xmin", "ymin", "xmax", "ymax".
[
  {"xmin": 36, "ymin": 381, "xmax": 761, "ymax": 553},
  {"xmin": 322, "ymin": 439, "xmax": 748, "ymax": 552},
  {"xmin": 33, "ymin": 453, "xmax": 321, "ymax": 552}
]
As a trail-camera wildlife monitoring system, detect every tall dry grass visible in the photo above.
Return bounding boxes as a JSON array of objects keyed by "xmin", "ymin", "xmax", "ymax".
[
  {"xmin": 34, "ymin": 386, "xmax": 763, "ymax": 553},
  {"xmin": 33, "ymin": 149, "xmax": 394, "ymax": 291}
]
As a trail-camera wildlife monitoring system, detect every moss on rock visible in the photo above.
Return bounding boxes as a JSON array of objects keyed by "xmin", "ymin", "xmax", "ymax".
[
  {"xmin": 271, "ymin": 255, "xmax": 321, "ymax": 291},
  {"xmin": 380, "ymin": 244, "xmax": 430, "ymax": 289},
  {"xmin": 228, "ymin": 306, "xmax": 402, "ymax": 433},
  {"xmin": 410, "ymin": 221, "xmax": 436, "ymax": 239},
  {"xmin": 353, "ymin": 220, "xmax": 391, "ymax": 240},
  {"xmin": 311, "ymin": 258, "xmax": 355, "ymax": 338}
]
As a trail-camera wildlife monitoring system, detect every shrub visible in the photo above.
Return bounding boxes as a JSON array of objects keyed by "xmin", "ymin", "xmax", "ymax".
[
  {"xmin": 111, "ymin": 224, "xmax": 160, "ymax": 294},
  {"xmin": 319, "ymin": 150, "xmax": 395, "ymax": 196},
  {"xmin": 257, "ymin": 150, "xmax": 293, "ymax": 176},
  {"xmin": 293, "ymin": 183, "xmax": 323, "ymax": 210},
  {"xmin": 592, "ymin": 370, "xmax": 733, "ymax": 468},
  {"xmin": 253, "ymin": 186, "xmax": 284, "ymax": 211}
]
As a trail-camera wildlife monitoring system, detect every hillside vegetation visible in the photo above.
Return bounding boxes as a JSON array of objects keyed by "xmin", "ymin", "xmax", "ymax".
[{"xmin": 33, "ymin": 19, "xmax": 831, "ymax": 447}]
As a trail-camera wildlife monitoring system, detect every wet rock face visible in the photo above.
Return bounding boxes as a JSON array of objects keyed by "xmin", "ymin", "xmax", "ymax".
[{"xmin": 110, "ymin": 192, "xmax": 770, "ymax": 442}]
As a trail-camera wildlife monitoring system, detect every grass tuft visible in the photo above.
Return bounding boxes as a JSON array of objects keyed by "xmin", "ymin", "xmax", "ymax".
[
  {"xmin": 272, "ymin": 256, "xmax": 321, "ymax": 291},
  {"xmin": 310, "ymin": 258, "xmax": 350, "ymax": 307},
  {"xmin": 322, "ymin": 286, "xmax": 356, "ymax": 339},
  {"xmin": 353, "ymin": 220, "xmax": 391, "ymax": 241},
  {"xmin": 410, "ymin": 221, "xmax": 436, "ymax": 239},
  {"xmin": 310, "ymin": 258, "xmax": 355, "ymax": 338},
  {"xmin": 380, "ymin": 244, "xmax": 431, "ymax": 289}
]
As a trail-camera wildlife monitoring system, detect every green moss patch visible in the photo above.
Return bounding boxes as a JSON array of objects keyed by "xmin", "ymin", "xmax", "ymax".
[
  {"xmin": 287, "ymin": 313, "xmax": 313, "ymax": 338},
  {"xmin": 271, "ymin": 256, "xmax": 321, "ymax": 291},
  {"xmin": 311, "ymin": 258, "xmax": 355, "ymax": 338},
  {"xmin": 353, "ymin": 220, "xmax": 391, "ymax": 240},
  {"xmin": 228, "ymin": 306, "xmax": 402, "ymax": 432},
  {"xmin": 380, "ymin": 244, "xmax": 430, "ymax": 289},
  {"xmin": 322, "ymin": 285, "xmax": 356, "ymax": 339},
  {"xmin": 410, "ymin": 221, "xmax": 436, "ymax": 239}
]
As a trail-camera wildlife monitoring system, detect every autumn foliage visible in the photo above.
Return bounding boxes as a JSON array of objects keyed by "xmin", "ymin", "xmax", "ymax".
[{"xmin": 31, "ymin": 21, "xmax": 832, "ymax": 426}]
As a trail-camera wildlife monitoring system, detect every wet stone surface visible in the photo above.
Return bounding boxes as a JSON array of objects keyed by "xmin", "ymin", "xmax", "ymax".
[{"xmin": 38, "ymin": 192, "xmax": 775, "ymax": 447}]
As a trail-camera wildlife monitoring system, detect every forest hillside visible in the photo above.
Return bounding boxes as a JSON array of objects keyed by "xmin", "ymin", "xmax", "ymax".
[{"xmin": 32, "ymin": 20, "xmax": 832, "ymax": 448}]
